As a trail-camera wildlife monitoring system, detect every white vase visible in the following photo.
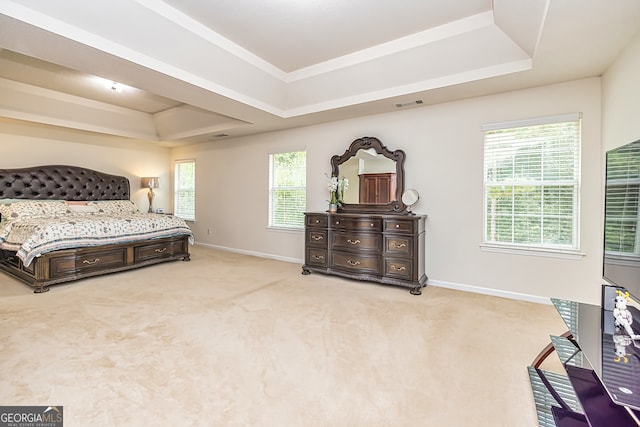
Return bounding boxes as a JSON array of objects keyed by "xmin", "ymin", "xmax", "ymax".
[{"xmin": 328, "ymin": 203, "xmax": 338, "ymax": 213}]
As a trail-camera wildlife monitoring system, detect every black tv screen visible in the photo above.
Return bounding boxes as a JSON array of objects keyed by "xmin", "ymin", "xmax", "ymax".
[{"xmin": 603, "ymin": 139, "xmax": 640, "ymax": 299}]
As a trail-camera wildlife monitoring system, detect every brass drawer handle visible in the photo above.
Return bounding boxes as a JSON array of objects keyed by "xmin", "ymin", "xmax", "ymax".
[
  {"xmin": 312, "ymin": 235, "xmax": 324, "ymax": 241},
  {"xmin": 155, "ymin": 248, "xmax": 167, "ymax": 253},
  {"xmin": 315, "ymin": 219, "xmax": 320, "ymax": 223},
  {"xmin": 391, "ymin": 242, "xmax": 407, "ymax": 248},
  {"xmin": 347, "ymin": 239, "xmax": 361, "ymax": 245},
  {"xmin": 371, "ymin": 223, "xmax": 374, "ymax": 227},
  {"xmin": 83, "ymin": 258, "xmax": 100, "ymax": 265},
  {"xmin": 312, "ymin": 255, "xmax": 325, "ymax": 260},
  {"xmin": 335, "ymin": 220, "xmax": 340, "ymax": 225},
  {"xmin": 396, "ymin": 224, "xmax": 400, "ymax": 228},
  {"xmin": 390, "ymin": 265, "xmax": 406, "ymax": 271},
  {"xmin": 347, "ymin": 260, "xmax": 361, "ymax": 266}
]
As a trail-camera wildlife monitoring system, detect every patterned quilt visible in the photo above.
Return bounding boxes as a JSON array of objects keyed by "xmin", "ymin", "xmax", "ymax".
[{"xmin": 0, "ymin": 212, "xmax": 194, "ymax": 267}]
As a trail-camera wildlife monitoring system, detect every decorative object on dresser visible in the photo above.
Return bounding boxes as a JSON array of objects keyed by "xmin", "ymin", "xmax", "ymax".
[
  {"xmin": 326, "ymin": 174, "xmax": 348, "ymax": 213},
  {"xmin": 0, "ymin": 165, "xmax": 192, "ymax": 293},
  {"xmin": 302, "ymin": 137, "xmax": 427, "ymax": 295},
  {"xmin": 401, "ymin": 189, "xmax": 420, "ymax": 215},
  {"xmin": 141, "ymin": 176, "xmax": 159, "ymax": 213}
]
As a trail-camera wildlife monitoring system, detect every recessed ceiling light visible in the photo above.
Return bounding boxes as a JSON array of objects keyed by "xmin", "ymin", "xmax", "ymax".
[
  {"xmin": 92, "ymin": 76, "xmax": 127, "ymax": 93},
  {"xmin": 108, "ymin": 81, "xmax": 122, "ymax": 93}
]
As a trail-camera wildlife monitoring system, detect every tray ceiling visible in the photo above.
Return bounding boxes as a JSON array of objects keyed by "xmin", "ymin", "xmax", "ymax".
[{"xmin": 0, "ymin": 0, "xmax": 639, "ymax": 146}]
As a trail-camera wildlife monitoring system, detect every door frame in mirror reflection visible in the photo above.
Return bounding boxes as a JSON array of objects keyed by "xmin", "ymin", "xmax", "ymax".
[{"xmin": 331, "ymin": 136, "xmax": 407, "ymax": 213}]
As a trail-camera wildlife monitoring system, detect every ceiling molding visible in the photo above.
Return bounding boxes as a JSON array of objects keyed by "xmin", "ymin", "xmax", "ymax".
[
  {"xmin": 286, "ymin": 11, "xmax": 496, "ymax": 82},
  {"xmin": 0, "ymin": 0, "xmax": 539, "ymax": 118},
  {"xmin": 0, "ymin": 78, "xmax": 158, "ymax": 140},
  {"xmin": 0, "ymin": 0, "xmax": 639, "ymax": 144}
]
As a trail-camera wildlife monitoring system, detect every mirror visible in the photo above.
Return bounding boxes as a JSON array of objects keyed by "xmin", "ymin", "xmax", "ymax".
[
  {"xmin": 331, "ymin": 136, "xmax": 406, "ymax": 213},
  {"xmin": 402, "ymin": 189, "xmax": 420, "ymax": 215}
]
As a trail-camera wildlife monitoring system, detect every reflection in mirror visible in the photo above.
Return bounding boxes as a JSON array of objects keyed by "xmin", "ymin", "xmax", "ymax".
[
  {"xmin": 331, "ymin": 136, "xmax": 406, "ymax": 213},
  {"xmin": 603, "ymin": 139, "xmax": 640, "ymax": 300},
  {"xmin": 340, "ymin": 149, "xmax": 397, "ymax": 204}
]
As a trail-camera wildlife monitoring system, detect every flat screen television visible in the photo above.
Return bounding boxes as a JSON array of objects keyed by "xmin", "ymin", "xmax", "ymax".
[{"xmin": 603, "ymin": 139, "xmax": 640, "ymax": 299}]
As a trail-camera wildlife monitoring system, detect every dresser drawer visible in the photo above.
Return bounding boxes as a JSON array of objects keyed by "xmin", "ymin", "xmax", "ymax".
[
  {"xmin": 50, "ymin": 248, "xmax": 127, "ymax": 278},
  {"xmin": 306, "ymin": 248, "xmax": 328, "ymax": 267},
  {"xmin": 384, "ymin": 235, "xmax": 414, "ymax": 257},
  {"xmin": 331, "ymin": 251, "xmax": 380, "ymax": 274},
  {"xmin": 331, "ymin": 232, "xmax": 381, "ymax": 252},
  {"xmin": 331, "ymin": 217, "xmax": 382, "ymax": 231},
  {"xmin": 306, "ymin": 230, "xmax": 328, "ymax": 247},
  {"xmin": 384, "ymin": 258, "xmax": 413, "ymax": 280},
  {"xmin": 306, "ymin": 214, "xmax": 328, "ymax": 228},
  {"xmin": 134, "ymin": 239, "xmax": 186, "ymax": 262},
  {"xmin": 384, "ymin": 218, "xmax": 415, "ymax": 234}
]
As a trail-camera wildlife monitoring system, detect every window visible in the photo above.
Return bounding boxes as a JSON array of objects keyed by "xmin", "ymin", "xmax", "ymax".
[
  {"xmin": 482, "ymin": 113, "xmax": 581, "ymax": 251},
  {"xmin": 269, "ymin": 151, "xmax": 306, "ymax": 229},
  {"xmin": 174, "ymin": 159, "xmax": 195, "ymax": 221}
]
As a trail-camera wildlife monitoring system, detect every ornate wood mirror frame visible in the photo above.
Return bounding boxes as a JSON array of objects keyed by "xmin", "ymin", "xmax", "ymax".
[{"xmin": 331, "ymin": 136, "xmax": 406, "ymax": 213}]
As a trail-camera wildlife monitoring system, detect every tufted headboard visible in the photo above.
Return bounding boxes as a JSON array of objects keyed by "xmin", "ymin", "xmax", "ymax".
[{"xmin": 0, "ymin": 165, "xmax": 130, "ymax": 201}]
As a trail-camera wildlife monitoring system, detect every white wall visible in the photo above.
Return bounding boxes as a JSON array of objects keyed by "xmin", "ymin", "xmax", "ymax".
[
  {"xmin": 173, "ymin": 77, "xmax": 603, "ymax": 303},
  {"xmin": 0, "ymin": 119, "xmax": 171, "ymax": 210}
]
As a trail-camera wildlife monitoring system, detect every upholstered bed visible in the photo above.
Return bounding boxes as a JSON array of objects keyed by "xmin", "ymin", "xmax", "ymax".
[{"xmin": 0, "ymin": 165, "xmax": 193, "ymax": 292}]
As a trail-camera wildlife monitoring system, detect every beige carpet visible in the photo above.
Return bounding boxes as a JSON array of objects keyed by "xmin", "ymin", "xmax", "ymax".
[{"xmin": 0, "ymin": 245, "xmax": 567, "ymax": 426}]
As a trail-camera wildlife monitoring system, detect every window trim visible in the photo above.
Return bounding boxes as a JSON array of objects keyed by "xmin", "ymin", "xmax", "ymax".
[
  {"xmin": 268, "ymin": 150, "xmax": 306, "ymax": 230},
  {"xmin": 173, "ymin": 158, "xmax": 196, "ymax": 222},
  {"xmin": 479, "ymin": 243, "xmax": 585, "ymax": 260},
  {"xmin": 481, "ymin": 113, "xmax": 582, "ymax": 253}
]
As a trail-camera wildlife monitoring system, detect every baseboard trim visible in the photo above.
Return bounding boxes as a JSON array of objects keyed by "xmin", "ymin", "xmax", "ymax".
[
  {"xmin": 195, "ymin": 242, "xmax": 304, "ymax": 265},
  {"xmin": 194, "ymin": 243, "xmax": 550, "ymax": 304},
  {"xmin": 427, "ymin": 279, "xmax": 552, "ymax": 305}
]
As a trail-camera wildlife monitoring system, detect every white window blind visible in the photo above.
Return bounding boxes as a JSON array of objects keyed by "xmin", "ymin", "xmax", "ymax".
[
  {"xmin": 269, "ymin": 151, "xmax": 306, "ymax": 229},
  {"xmin": 482, "ymin": 114, "xmax": 581, "ymax": 250},
  {"xmin": 604, "ymin": 141, "xmax": 640, "ymax": 256},
  {"xmin": 174, "ymin": 159, "xmax": 195, "ymax": 221}
]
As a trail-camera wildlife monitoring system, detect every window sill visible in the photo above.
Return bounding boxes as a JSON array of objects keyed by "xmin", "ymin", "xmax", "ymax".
[
  {"xmin": 480, "ymin": 243, "xmax": 585, "ymax": 260},
  {"xmin": 267, "ymin": 226, "xmax": 304, "ymax": 234}
]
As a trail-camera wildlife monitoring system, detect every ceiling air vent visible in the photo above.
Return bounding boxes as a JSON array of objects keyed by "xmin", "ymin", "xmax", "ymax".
[{"xmin": 394, "ymin": 100, "xmax": 424, "ymax": 108}]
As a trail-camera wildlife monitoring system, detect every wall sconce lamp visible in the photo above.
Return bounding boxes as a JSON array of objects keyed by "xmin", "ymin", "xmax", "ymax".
[{"xmin": 141, "ymin": 177, "xmax": 159, "ymax": 213}]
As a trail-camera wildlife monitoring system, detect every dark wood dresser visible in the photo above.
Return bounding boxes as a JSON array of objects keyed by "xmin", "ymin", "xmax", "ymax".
[{"xmin": 302, "ymin": 212, "xmax": 427, "ymax": 294}]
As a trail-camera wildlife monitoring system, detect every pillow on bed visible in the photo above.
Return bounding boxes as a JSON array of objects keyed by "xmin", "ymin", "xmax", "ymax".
[
  {"xmin": 0, "ymin": 200, "xmax": 68, "ymax": 220},
  {"xmin": 65, "ymin": 201, "xmax": 100, "ymax": 214},
  {"xmin": 88, "ymin": 200, "xmax": 139, "ymax": 214}
]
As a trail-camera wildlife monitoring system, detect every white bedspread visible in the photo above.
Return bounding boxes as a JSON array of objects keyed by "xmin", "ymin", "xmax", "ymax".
[{"xmin": 0, "ymin": 212, "xmax": 194, "ymax": 266}]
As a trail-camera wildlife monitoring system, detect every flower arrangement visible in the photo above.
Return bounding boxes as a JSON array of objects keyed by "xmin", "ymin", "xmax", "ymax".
[{"xmin": 327, "ymin": 174, "xmax": 349, "ymax": 208}]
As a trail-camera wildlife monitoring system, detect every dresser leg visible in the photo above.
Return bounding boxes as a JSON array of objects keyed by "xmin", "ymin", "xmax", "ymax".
[
  {"xmin": 301, "ymin": 268, "xmax": 311, "ymax": 275},
  {"xmin": 410, "ymin": 286, "xmax": 422, "ymax": 295}
]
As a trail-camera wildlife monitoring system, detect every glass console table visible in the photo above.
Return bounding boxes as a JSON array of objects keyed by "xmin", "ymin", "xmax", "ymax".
[{"xmin": 528, "ymin": 286, "xmax": 640, "ymax": 427}]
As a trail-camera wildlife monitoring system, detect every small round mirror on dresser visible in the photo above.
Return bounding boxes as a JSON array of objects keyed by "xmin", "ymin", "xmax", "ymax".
[{"xmin": 401, "ymin": 189, "xmax": 420, "ymax": 215}]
